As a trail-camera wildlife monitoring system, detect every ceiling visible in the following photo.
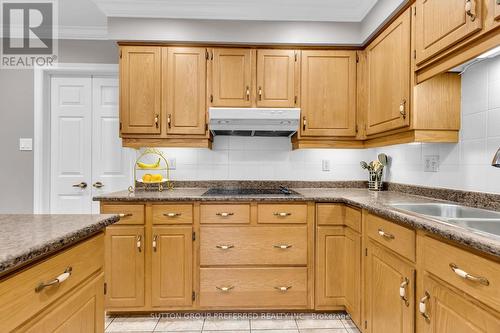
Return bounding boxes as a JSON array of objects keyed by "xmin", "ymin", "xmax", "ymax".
[{"xmin": 92, "ymin": 0, "xmax": 379, "ymax": 22}]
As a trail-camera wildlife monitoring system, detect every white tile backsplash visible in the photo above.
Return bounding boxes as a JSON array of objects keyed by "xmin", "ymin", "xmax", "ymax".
[{"xmin": 138, "ymin": 56, "xmax": 500, "ymax": 194}]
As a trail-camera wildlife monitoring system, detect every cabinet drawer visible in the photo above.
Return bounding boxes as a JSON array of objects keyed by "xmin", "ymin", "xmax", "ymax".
[
  {"xmin": 201, "ymin": 204, "xmax": 250, "ymax": 224},
  {"xmin": 152, "ymin": 204, "xmax": 193, "ymax": 224},
  {"xmin": 200, "ymin": 226, "xmax": 307, "ymax": 265},
  {"xmin": 258, "ymin": 204, "xmax": 308, "ymax": 224},
  {"xmin": 366, "ymin": 213, "xmax": 415, "ymax": 262},
  {"xmin": 0, "ymin": 235, "xmax": 104, "ymax": 333},
  {"xmin": 317, "ymin": 204, "xmax": 361, "ymax": 232},
  {"xmin": 200, "ymin": 267, "xmax": 308, "ymax": 308},
  {"xmin": 101, "ymin": 204, "xmax": 144, "ymax": 225},
  {"xmin": 421, "ymin": 235, "xmax": 500, "ymax": 310}
]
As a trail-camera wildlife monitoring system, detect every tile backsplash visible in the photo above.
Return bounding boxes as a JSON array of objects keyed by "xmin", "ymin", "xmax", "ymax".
[{"xmin": 145, "ymin": 55, "xmax": 500, "ymax": 194}]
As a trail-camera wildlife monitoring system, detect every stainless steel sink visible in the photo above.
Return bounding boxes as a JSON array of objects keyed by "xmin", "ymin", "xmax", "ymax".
[{"xmin": 389, "ymin": 203, "xmax": 500, "ymax": 238}]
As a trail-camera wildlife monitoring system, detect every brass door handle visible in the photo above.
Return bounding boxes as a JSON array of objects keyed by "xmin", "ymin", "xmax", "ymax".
[
  {"xmin": 302, "ymin": 116, "xmax": 307, "ymax": 131},
  {"xmin": 399, "ymin": 99, "xmax": 407, "ymax": 119},
  {"xmin": 258, "ymin": 86, "xmax": 263, "ymax": 100},
  {"xmin": 155, "ymin": 114, "xmax": 160, "ymax": 128},
  {"xmin": 35, "ymin": 267, "xmax": 72, "ymax": 293},
  {"xmin": 216, "ymin": 286, "xmax": 234, "ymax": 292},
  {"xmin": 400, "ymin": 277, "xmax": 410, "ymax": 307},
  {"xmin": 92, "ymin": 181, "xmax": 104, "ymax": 188},
  {"xmin": 274, "ymin": 286, "xmax": 292, "ymax": 292},
  {"xmin": 164, "ymin": 212, "xmax": 182, "ymax": 217},
  {"xmin": 449, "ymin": 263, "xmax": 489, "ymax": 286},
  {"xmin": 72, "ymin": 182, "xmax": 87, "ymax": 189},
  {"xmin": 378, "ymin": 229, "xmax": 395, "ymax": 240},
  {"xmin": 273, "ymin": 244, "xmax": 293, "ymax": 249},
  {"xmin": 216, "ymin": 212, "xmax": 234, "ymax": 217},
  {"xmin": 246, "ymin": 86, "xmax": 250, "ymax": 101},
  {"xmin": 419, "ymin": 291, "xmax": 431, "ymax": 322},
  {"xmin": 153, "ymin": 235, "xmax": 158, "ymax": 252},
  {"xmin": 136, "ymin": 235, "xmax": 142, "ymax": 252},
  {"xmin": 216, "ymin": 244, "xmax": 234, "ymax": 250},
  {"xmin": 465, "ymin": 0, "xmax": 477, "ymax": 21},
  {"xmin": 273, "ymin": 212, "xmax": 291, "ymax": 217},
  {"xmin": 118, "ymin": 213, "xmax": 132, "ymax": 218}
]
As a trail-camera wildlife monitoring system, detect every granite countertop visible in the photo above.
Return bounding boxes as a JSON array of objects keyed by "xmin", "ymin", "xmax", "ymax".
[
  {"xmin": 95, "ymin": 188, "xmax": 500, "ymax": 258},
  {"xmin": 0, "ymin": 214, "xmax": 120, "ymax": 278}
]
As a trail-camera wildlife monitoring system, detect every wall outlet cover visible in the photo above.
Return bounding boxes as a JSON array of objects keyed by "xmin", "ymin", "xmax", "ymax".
[
  {"xmin": 322, "ymin": 160, "xmax": 331, "ymax": 172},
  {"xmin": 19, "ymin": 138, "xmax": 33, "ymax": 151},
  {"xmin": 424, "ymin": 155, "xmax": 439, "ymax": 172}
]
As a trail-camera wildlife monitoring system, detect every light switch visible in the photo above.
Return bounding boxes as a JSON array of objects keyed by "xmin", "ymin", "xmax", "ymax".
[
  {"xmin": 19, "ymin": 138, "xmax": 32, "ymax": 151},
  {"xmin": 424, "ymin": 155, "xmax": 439, "ymax": 172}
]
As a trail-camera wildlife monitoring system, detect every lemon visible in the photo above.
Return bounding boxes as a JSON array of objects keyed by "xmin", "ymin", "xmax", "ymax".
[
  {"xmin": 142, "ymin": 174, "xmax": 153, "ymax": 182},
  {"xmin": 151, "ymin": 174, "xmax": 163, "ymax": 182}
]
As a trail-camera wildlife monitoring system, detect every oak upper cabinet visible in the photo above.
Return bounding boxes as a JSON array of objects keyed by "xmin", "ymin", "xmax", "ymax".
[
  {"xmin": 256, "ymin": 49, "xmax": 297, "ymax": 107},
  {"xmin": 417, "ymin": 273, "xmax": 500, "ymax": 333},
  {"xmin": 364, "ymin": 241, "xmax": 414, "ymax": 333},
  {"xmin": 120, "ymin": 46, "xmax": 161, "ymax": 134},
  {"xmin": 211, "ymin": 48, "xmax": 253, "ymax": 107},
  {"xmin": 415, "ymin": 0, "xmax": 483, "ymax": 65},
  {"xmin": 301, "ymin": 51, "xmax": 357, "ymax": 137},
  {"xmin": 105, "ymin": 226, "xmax": 145, "ymax": 308},
  {"xmin": 164, "ymin": 47, "xmax": 207, "ymax": 135},
  {"xmin": 366, "ymin": 9, "xmax": 411, "ymax": 136},
  {"xmin": 151, "ymin": 226, "xmax": 193, "ymax": 307}
]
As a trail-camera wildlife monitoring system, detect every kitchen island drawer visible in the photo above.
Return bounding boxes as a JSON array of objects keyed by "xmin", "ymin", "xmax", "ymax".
[
  {"xmin": 200, "ymin": 226, "xmax": 307, "ymax": 265},
  {"xmin": 152, "ymin": 204, "xmax": 193, "ymax": 224},
  {"xmin": 101, "ymin": 204, "xmax": 144, "ymax": 225},
  {"xmin": 201, "ymin": 204, "xmax": 250, "ymax": 224},
  {"xmin": 258, "ymin": 204, "xmax": 308, "ymax": 224},
  {"xmin": 200, "ymin": 267, "xmax": 308, "ymax": 308}
]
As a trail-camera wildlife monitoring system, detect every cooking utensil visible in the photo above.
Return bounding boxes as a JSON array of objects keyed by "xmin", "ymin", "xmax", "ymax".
[
  {"xmin": 378, "ymin": 153, "xmax": 388, "ymax": 167},
  {"xmin": 360, "ymin": 161, "xmax": 369, "ymax": 169}
]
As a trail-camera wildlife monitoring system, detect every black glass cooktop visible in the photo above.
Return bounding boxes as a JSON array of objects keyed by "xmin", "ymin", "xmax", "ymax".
[{"xmin": 202, "ymin": 187, "xmax": 301, "ymax": 197}]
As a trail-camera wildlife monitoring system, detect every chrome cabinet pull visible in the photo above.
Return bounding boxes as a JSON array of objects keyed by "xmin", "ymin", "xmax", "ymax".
[
  {"xmin": 137, "ymin": 235, "xmax": 142, "ymax": 252},
  {"xmin": 155, "ymin": 114, "xmax": 160, "ymax": 128},
  {"xmin": 246, "ymin": 86, "xmax": 250, "ymax": 101},
  {"xmin": 302, "ymin": 116, "xmax": 307, "ymax": 131},
  {"xmin": 449, "ymin": 263, "xmax": 489, "ymax": 286},
  {"xmin": 274, "ymin": 286, "xmax": 292, "ymax": 292},
  {"xmin": 72, "ymin": 182, "xmax": 87, "ymax": 189},
  {"xmin": 273, "ymin": 244, "xmax": 293, "ymax": 249},
  {"xmin": 118, "ymin": 213, "xmax": 132, "ymax": 218},
  {"xmin": 273, "ymin": 212, "xmax": 291, "ymax": 217},
  {"xmin": 378, "ymin": 229, "xmax": 395, "ymax": 240},
  {"xmin": 92, "ymin": 181, "xmax": 104, "ymax": 188},
  {"xmin": 216, "ymin": 285, "xmax": 234, "ymax": 292},
  {"xmin": 400, "ymin": 277, "xmax": 410, "ymax": 306},
  {"xmin": 35, "ymin": 267, "xmax": 72, "ymax": 293},
  {"xmin": 465, "ymin": 0, "xmax": 477, "ymax": 21},
  {"xmin": 419, "ymin": 291, "xmax": 431, "ymax": 322},
  {"xmin": 258, "ymin": 86, "xmax": 263, "ymax": 100},
  {"xmin": 153, "ymin": 235, "xmax": 158, "ymax": 252},
  {"xmin": 216, "ymin": 244, "xmax": 234, "ymax": 250},
  {"xmin": 399, "ymin": 99, "xmax": 407, "ymax": 119},
  {"xmin": 216, "ymin": 212, "xmax": 234, "ymax": 217},
  {"xmin": 164, "ymin": 212, "xmax": 182, "ymax": 217}
]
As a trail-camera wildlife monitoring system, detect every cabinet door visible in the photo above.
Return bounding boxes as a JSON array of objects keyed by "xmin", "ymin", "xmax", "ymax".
[
  {"xmin": 495, "ymin": 0, "xmax": 500, "ymax": 21},
  {"xmin": 256, "ymin": 49, "xmax": 297, "ymax": 107},
  {"xmin": 416, "ymin": 0, "xmax": 483, "ymax": 65},
  {"xmin": 211, "ymin": 48, "xmax": 253, "ymax": 107},
  {"xmin": 365, "ymin": 241, "xmax": 414, "ymax": 333},
  {"xmin": 344, "ymin": 227, "xmax": 361, "ymax": 327},
  {"xmin": 105, "ymin": 226, "xmax": 145, "ymax": 308},
  {"xmin": 120, "ymin": 46, "xmax": 161, "ymax": 134},
  {"xmin": 417, "ymin": 273, "xmax": 500, "ymax": 333},
  {"xmin": 316, "ymin": 226, "xmax": 345, "ymax": 308},
  {"xmin": 151, "ymin": 226, "xmax": 193, "ymax": 307},
  {"xmin": 366, "ymin": 9, "xmax": 411, "ymax": 136},
  {"xmin": 23, "ymin": 274, "xmax": 105, "ymax": 333},
  {"xmin": 165, "ymin": 47, "xmax": 207, "ymax": 135},
  {"xmin": 301, "ymin": 51, "xmax": 357, "ymax": 137}
]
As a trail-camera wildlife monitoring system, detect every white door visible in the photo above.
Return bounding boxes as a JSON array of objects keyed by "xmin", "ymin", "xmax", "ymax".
[
  {"xmin": 50, "ymin": 75, "xmax": 132, "ymax": 214},
  {"xmin": 50, "ymin": 76, "xmax": 93, "ymax": 213},
  {"xmin": 91, "ymin": 77, "xmax": 133, "ymax": 213}
]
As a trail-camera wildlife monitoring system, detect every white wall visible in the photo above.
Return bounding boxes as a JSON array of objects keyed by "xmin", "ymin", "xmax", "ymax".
[{"xmin": 376, "ymin": 56, "xmax": 500, "ymax": 194}]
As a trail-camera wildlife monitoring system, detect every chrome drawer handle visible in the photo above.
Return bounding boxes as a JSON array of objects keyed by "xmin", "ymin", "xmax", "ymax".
[
  {"xmin": 72, "ymin": 182, "xmax": 87, "ymax": 189},
  {"xmin": 35, "ymin": 267, "xmax": 72, "ymax": 293},
  {"xmin": 216, "ymin": 244, "xmax": 234, "ymax": 250},
  {"xmin": 118, "ymin": 213, "xmax": 132, "ymax": 218},
  {"xmin": 164, "ymin": 212, "xmax": 182, "ymax": 217},
  {"xmin": 273, "ymin": 244, "xmax": 293, "ymax": 249},
  {"xmin": 273, "ymin": 212, "xmax": 291, "ymax": 217},
  {"xmin": 449, "ymin": 263, "xmax": 489, "ymax": 286},
  {"xmin": 400, "ymin": 277, "xmax": 410, "ymax": 307},
  {"xmin": 378, "ymin": 229, "xmax": 395, "ymax": 240},
  {"xmin": 274, "ymin": 286, "xmax": 292, "ymax": 292},
  {"xmin": 216, "ymin": 212, "xmax": 234, "ymax": 217},
  {"xmin": 419, "ymin": 291, "xmax": 431, "ymax": 322},
  {"xmin": 216, "ymin": 286, "xmax": 234, "ymax": 292}
]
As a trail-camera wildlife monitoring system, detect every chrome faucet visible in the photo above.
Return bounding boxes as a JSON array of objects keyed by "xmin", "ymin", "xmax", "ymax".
[{"xmin": 492, "ymin": 148, "xmax": 500, "ymax": 168}]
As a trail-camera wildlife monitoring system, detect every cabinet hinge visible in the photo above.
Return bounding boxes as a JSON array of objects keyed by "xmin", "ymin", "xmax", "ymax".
[
  {"xmin": 413, "ymin": 50, "xmax": 417, "ymax": 59},
  {"xmin": 119, "ymin": 122, "xmax": 122, "ymax": 131},
  {"xmin": 205, "ymin": 123, "xmax": 208, "ymax": 131},
  {"xmin": 294, "ymin": 96, "xmax": 297, "ymax": 105},
  {"xmin": 192, "ymin": 291, "xmax": 196, "ymax": 301},
  {"xmin": 365, "ymin": 248, "xmax": 368, "ymax": 256},
  {"xmin": 294, "ymin": 52, "xmax": 298, "ymax": 62},
  {"xmin": 364, "ymin": 321, "xmax": 368, "ymax": 329},
  {"xmin": 356, "ymin": 53, "xmax": 359, "ymax": 63},
  {"xmin": 414, "ymin": 6, "xmax": 417, "ymax": 16},
  {"xmin": 104, "ymin": 282, "xmax": 107, "ymax": 295},
  {"xmin": 355, "ymin": 124, "xmax": 358, "ymax": 133},
  {"xmin": 210, "ymin": 94, "xmax": 213, "ymax": 103},
  {"xmin": 192, "ymin": 231, "xmax": 196, "ymax": 241},
  {"xmin": 119, "ymin": 50, "xmax": 122, "ymax": 59},
  {"xmin": 206, "ymin": 50, "xmax": 209, "ymax": 60}
]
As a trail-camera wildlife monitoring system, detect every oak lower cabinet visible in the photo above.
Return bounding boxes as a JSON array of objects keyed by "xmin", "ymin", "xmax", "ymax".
[
  {"xmin": 104, "ymin": 226, "xmax": 145, "ymax": 309},
  {"xmin": 151, "ymin": 226, "xmax": 193, "ymax": 307}
]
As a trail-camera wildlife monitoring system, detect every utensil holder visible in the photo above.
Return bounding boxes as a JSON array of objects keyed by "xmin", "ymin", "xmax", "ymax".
[{"xmin": 368, "ymin": 169, "xmax": 384, "ymax": 191}]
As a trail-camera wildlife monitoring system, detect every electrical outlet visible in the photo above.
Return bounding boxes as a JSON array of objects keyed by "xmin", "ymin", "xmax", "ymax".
[
  {"xmin": 322, "ymin": 160, "xmax": 331, "ymax": 172},
  {"xmin": 167, "ymin": 158, "xmax": 176, "ymax": 170},
  {"xmin": 19, "ymin": 138, "xmax": 32, "ymax": 151},
  {"xmin": 424, "ymin": 155, "xmax": 439, "ymax": 172}
]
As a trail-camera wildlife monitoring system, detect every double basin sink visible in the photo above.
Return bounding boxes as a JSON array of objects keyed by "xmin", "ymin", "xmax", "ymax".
[{"xmin": 389, "ymin": 203, "xmax": 500, "ymax": 238}]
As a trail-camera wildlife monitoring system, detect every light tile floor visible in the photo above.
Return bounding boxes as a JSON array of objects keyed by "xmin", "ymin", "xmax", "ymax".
[{"xmin": 105, "ymin": 313, "xmax": 360, "ymax": 333}]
